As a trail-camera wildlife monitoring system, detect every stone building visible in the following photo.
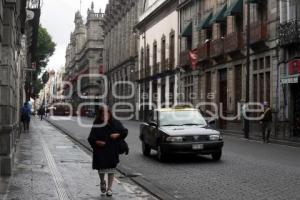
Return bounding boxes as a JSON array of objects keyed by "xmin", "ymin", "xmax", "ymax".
[
  {"xmin": 177, "ymin": 0, "xmax": 279, "ymax": 138},
  {"xmin": 277, "ymin": 0, "xmax": 300, "ymax": 140},
  {"xmin": 63, "ymin": 4, "xmax": 104, "ymax": 116},
  {"xmin": 136, "ymin": 0, "xmax": 180, "ymax": 121},
  {"xmin": 0, "ymin": 0, "xmax": 40, "ymax": 175},
  {"xmin": 103, "ymin": 0, "xmax": 139, "ymax": 118}
]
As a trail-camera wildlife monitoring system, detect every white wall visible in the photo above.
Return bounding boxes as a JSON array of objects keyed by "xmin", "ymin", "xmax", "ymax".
[{"xmin": 139, "ymin": 10, "xmax": 179, "ymax": 70}]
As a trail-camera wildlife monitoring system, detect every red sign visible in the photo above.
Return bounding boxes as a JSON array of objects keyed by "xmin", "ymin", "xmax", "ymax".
[
  {"xmin": 288, "ymin": 59, "xmax": 300, "ymax": 75},
  {"xmin": 189, "ymin": 49, "xmax": 198, "ymax": 70},
  {"xmin": 99, "ymin": 64, "xmax": 105, "ymax": 74}
]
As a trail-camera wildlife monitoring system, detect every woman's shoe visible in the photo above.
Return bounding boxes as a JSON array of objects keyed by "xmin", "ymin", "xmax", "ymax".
[
  {"xmin": 100, "ymin": 182, "xmax": 106, "ymax": 193},
  {"xmin": 106, "ymin": 189, "xmax": 113, "ymax": 197}
]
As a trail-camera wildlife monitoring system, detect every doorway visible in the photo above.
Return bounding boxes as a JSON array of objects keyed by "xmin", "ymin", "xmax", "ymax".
[
  {"xmin": 219, "ymin": 69, "xmax": 227, "ymax": 129},
  {"xmin": 292, "ymin": 80, "xmax": 300, "ymax": 137}
]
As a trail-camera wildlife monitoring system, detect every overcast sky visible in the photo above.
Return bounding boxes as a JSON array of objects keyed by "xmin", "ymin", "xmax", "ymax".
[{"xmin": 40, "ymin": 0, "xmax": 108, "ymax": 72}]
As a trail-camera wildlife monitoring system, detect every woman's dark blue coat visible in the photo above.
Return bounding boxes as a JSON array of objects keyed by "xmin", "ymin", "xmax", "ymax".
[{"xmin": 88, "ymin": 119, "xmax": 128, "ymax": 170}]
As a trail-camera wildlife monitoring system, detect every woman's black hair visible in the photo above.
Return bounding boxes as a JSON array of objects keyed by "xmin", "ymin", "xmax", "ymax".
[{"xmin": 94, "ymin": 106, "xmax": 113, "ymax": 124}]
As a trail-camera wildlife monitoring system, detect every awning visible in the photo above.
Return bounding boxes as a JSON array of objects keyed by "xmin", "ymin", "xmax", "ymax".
[
  {"xmin": 224, "ymin": 0, "xmax": 243, "ymax": 17},
  {"xmin": 249, "ymin": 0, "xmax": 263, "ymax": 3},
  {"xmin": 181, "ymin": 22, "xmax": 192, "ymax": 37},
  {"xmin": 198, "ymin": 12, "xmax": 213, "ymax": 30},
  {"xmin": 209, "ymin": 4, "xmax": 227, "ymax": 25}
]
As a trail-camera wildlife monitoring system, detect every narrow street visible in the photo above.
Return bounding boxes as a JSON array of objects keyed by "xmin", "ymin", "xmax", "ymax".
[{"xmin": 47, "ymin": 117, "xmax": 300, "ymax": 200}]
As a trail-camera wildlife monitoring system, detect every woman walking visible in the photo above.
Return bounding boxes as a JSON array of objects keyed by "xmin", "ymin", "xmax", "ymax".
[{"xmin": 88, "ymin": 106, "xmax": 128, "ymax": 197}]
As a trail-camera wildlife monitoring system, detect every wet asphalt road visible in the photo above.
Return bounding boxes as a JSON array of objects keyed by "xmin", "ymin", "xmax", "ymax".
[{"xmin": 47, "ymin": 116, "xmax": 300, "ymax": 200}]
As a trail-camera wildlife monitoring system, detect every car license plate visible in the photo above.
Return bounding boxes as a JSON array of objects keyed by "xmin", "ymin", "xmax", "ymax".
[{"xmin": 192, "ymin": 144, "xmax": 204, "ymax": 150}]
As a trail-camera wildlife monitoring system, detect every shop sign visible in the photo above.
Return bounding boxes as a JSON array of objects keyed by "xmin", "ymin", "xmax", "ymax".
[{"xmin": 281, "ymin": 76, "xmax": 299, "ymax": 84}]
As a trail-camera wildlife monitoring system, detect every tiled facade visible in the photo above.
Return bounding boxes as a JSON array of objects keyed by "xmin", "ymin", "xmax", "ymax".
[{"xmin": 0, "ymin": 0, "xmax": 40, "ymax": 175}]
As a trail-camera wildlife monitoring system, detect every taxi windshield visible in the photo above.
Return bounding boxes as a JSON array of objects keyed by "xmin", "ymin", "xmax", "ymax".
[{"xmin": 159, "ymin": 110, "xmax": 207, "ymax": 127}]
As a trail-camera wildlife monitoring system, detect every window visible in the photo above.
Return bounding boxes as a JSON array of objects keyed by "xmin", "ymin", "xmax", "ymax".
[
  {"xmin": 266, "ymin": 56, "xmax": 271, "ymax": 68},
  {"xmin": 234, "ymin": 65, "xmax": 242, "ymax": 110},
  {"xmin": 169, "ymin": 31, "xmax": 175, "ymax": 68},
  {"xmin": 266, "ymin": 72, "xmax": 271, "ymax": 104},
  {"xmin": 253, "ymin": 74, "xmax": 258, "ymax": 102},
  {"xmin": 161, "ymin": 36, "xmax": 166, "ymax": 71},
  {"xmin": 253, "ymin": 59, "xmax": 258, "ymax": 71},
  {"xmin": 146, "ymin": 45, "xmax": 150, "ymax": 76},
  {"xmin": 184, "ymin": 76, "xmax": 194, "ymax": 103},
  {"xmin": 259, "ymin": 58, "xmax": 264, "ymax": 69},
  {"xmin": 153, "ymin": 41, "xmax": 157, "ymax": 65},
  {"xmin": 140, "ymin": 48, "xmax": 144, "ymax": 77},
  {"xmin": 259, "ymin": 73, "xmax": 264, "ymax": 103}
]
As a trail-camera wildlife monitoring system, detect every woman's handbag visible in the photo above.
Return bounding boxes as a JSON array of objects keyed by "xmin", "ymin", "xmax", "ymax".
[{"xmin": 119, "ymin": 140, "xmax": 129, "ymax": 155}]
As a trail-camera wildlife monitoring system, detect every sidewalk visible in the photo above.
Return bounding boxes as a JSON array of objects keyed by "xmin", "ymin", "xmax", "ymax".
[{"xmin": 0, "ymin": 118, "xmax": 156, "ymax": 200}]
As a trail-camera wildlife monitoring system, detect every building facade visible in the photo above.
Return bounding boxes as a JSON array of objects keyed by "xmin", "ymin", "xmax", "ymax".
[
  {"xmin": 278, "ymin": 0, "xmax": 300, "ymax": 139},
  {"xmin": 63, "ymin": 4, "xmax": 104, "ymax": 116},
  {"xmin": 136, "ymin": 0, "xmax": 180, "ymax": 121},
  {"xmin": 178, "ymin": 0, "xmax": 280, "ymax": 139},
  {"xmin": 0, "ymin": 0, "xmax": 40, "ymax": 175},
  {"xmin": 103, "ymin": 0, "xmax": 139, "ymax": 119}
]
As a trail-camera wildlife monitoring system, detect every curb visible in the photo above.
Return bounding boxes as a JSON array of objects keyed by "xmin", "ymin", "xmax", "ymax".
[
  {"xmin": 221, "ymin": 130, "xmax": 300, "ymax": 148},
  {"xmin": 45, "ymin": 119, "xmax": 177, "ymax": 200}
]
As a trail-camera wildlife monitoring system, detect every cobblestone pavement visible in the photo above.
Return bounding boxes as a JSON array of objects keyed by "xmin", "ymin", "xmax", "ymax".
[
  {"xmin": 47, "ymin": 117, "xmax": 300, "ymax": 200},
  {"xmin": 0, "ymin": 118, "xmax": 157, "ymax": 200}
]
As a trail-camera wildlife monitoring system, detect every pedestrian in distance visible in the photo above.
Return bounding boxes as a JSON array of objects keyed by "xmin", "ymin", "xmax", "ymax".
[
  {"xmin": 88, "ymin": 106, "xmax": 128, "ymax": 197},
  {"xmin": 21, "ymin": 102, "xmax": 31, "ymax": 131},
  {"xmin": 260, "ymin": 102, "xmax": 272, "ymax": 143},
  {"xmin": 38, "ymin": 107, "xmax": 45, "ymax": 120}
]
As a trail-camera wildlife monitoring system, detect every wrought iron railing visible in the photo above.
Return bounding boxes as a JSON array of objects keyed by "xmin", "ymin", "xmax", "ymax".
[
  {"xmin": 210, "ymin": 38, "xmax": 224, "ymax": 58},
  {"xmin": 179, "ymin": 50, "xmax": 190, "ymax": 67},
  {"xmin": 224, "ymin": 31, "xmax": 244, "ymax": 54},
  {"xmin": 249, "ymin": 21, "xmax": 268, "ymax": 45},
  {"xmin": 198, "ymin": 42, "xmax": 210, "ymax": 62},
  {"xmin": 278, "ymin": 19, "xmax": 300, "ymax": 46}
]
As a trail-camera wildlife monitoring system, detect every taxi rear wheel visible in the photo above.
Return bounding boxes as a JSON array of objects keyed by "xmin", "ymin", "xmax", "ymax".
[
  {"xmin": 157, "ymin": 144, "xmax": 167, "ymax": 162},
  {"xmin": 142, "ymin": 141, "xmax": 151, "ymax": 156}
]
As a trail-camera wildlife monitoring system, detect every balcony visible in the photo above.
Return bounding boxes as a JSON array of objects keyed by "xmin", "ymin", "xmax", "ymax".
[
  {"xmin": 210, "ymin": 38, "xmax": 224, "ymax": 58},
  {"xmin": 198, "ymin": 42, "xmax": 210, "ymax": 62},
  {"xmin": 279, "ymin": 19, "xmax": 300, "ymax": 47},
  {"xmin": 249, "ymin": 21, "xmax": 268, "ymax": 46},
  {"xmin": 179, "ymin": 50, "xmax": 190, "ymax": 67},
  {"xmin": 224, "ymin": 31, "xmax": 244, "ymax": 54},
  {"xmin": 153, "ymin": 62, "xmax": 160, "ymax": 75}
]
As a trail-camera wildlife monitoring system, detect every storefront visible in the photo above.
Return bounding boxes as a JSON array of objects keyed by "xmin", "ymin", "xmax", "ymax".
[{"xmin": 282, "ymin": 59, "xmax": 300, "ymax": 137}]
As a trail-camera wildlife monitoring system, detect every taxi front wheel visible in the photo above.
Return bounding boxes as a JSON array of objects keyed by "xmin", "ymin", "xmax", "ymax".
[{"xmin": 212, "ymin": 151, "xmax": 222, "ymax": 161}]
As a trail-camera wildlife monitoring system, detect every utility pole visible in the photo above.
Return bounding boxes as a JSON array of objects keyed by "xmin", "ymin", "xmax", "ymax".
[{"xmin": 244, "ymin": 0, "xmax": 251, "ymax": 139}]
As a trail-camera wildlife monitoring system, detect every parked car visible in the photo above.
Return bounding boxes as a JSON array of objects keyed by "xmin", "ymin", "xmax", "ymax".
[{"xmin": 139, "ymin": 108, "xmax": 224, "ymax": 161}]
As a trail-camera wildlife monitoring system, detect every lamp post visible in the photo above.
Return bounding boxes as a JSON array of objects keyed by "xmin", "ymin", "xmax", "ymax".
[{"xmin": 244, "ymin": 0, "xmax": 251, "ymax": 139}]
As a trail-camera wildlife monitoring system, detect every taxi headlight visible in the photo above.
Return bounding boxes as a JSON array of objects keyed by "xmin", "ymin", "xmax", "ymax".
[
  {"xmin": 209, "ymin": 135, "xmax": 221, "ymax": 141},
  {"xmin": 166, "ymin": 136, "xmax": 183, "ymax": 142}
]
